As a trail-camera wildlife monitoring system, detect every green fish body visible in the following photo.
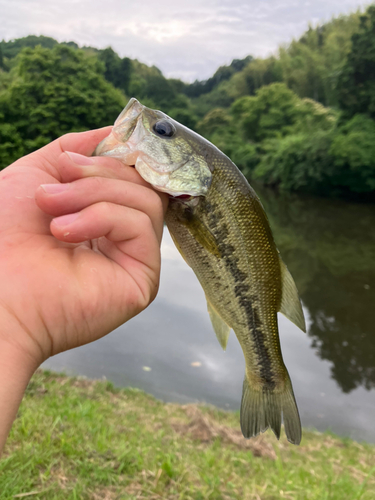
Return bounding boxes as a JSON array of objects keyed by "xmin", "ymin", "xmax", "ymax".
[{"xmin": 95, "ymin": 98, "xmax": 306, "ymax": 444}]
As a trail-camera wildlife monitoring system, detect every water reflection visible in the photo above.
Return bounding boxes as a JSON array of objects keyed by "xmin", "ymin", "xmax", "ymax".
[{"xmin": 257, "ymin": 186, "xmax": 375, "ymax": 393}]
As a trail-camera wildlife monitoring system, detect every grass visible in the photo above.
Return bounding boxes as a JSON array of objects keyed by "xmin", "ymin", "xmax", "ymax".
[{"xmin": 1, "ymin": 370, "xmax": 375, "ymax": 499}]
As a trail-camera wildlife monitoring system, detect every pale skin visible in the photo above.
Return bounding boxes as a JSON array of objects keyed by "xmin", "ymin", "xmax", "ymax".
[{"xmin": 0, "ymin": 127, "xmax": 168, "ymax": 454}]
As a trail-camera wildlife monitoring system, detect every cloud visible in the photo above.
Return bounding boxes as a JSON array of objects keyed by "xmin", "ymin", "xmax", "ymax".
[{"xmin": 0, "ymin": 0, "xmax": 367, "ymax": 81}]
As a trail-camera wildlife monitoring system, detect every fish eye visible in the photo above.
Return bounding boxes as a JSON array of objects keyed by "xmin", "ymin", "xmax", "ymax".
[{"xmin": 153, "ymin": 120, "xmax": 176, "ymax": 138}]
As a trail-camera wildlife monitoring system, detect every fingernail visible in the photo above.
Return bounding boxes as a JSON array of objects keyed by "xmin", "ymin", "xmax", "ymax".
[
  {"xmin": 53, "ymin": 213, "xmax": 80, "ymax": 226},
  {"xmin": 41, "ymin": 183, "xmax": 70, "ymax": 194},
  {"xmin": 66, "ymin": 151, "xmax": 95, "ymax": 165}
]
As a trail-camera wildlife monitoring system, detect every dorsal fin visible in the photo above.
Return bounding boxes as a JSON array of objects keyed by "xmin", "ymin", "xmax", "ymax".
[
  {"xmin": 279, "ymin": 258, "xmax": 306, "ymax": 333},
  {"xmin": 206, "ymin": 296, "xmax": 231, "ymax": 350}
]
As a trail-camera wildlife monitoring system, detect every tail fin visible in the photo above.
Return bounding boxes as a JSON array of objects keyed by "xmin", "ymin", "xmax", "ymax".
[{"xmin": 240, "ymin": 375, "xmax": 301, "ymax": 445}]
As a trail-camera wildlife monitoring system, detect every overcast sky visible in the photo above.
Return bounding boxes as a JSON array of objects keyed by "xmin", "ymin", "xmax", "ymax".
[{"xmin": 0, "ymin": 0, "xmax": 370, "ymax": 82}]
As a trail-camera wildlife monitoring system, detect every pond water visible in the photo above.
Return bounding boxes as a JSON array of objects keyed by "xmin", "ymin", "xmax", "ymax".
[{"xmin": 42, "ymin": 186, "xmax": 375, "ymax": 443}]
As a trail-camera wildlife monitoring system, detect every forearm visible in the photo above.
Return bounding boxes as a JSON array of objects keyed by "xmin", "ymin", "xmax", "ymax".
[{"xmin": 0, "ymin": 323, "xmax": 39, "ymax": 454}]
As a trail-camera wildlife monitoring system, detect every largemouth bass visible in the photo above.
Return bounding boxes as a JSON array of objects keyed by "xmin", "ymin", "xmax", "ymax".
[{"xmin": 95, "ymin": 98, "xmax": 306, "ymax": 444}]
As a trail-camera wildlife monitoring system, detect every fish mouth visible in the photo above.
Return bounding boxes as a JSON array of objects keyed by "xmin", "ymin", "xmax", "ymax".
[
  {"xmin": 113, "ymin": 98, "xmax": 144, "ymax": 141},
  {"xmin": 114, "ymin": 98, "xmax": 144, "ymax": 129},
  {"xmin": 94, "ymin": 98, "xmax": 144, "ymax": 158}
]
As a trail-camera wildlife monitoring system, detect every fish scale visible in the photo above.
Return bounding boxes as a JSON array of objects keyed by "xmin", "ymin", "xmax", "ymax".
[
  {"xmin": 95, "ymin": 98, "xmax": 306, "ymax": 444},
  {"xmin": 168, "ymin": 163, "xmax": 282, "ymax": 382}
]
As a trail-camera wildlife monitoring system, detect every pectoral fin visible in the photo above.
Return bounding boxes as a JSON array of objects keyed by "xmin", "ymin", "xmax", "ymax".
[
  {"xmin": 186, "ymin": 216, "xmax": 221, "ymax": 258},
  {"xmin": 206, "ymin": 296, "xmax": 231, "ymax": 350},
  {"xmin": 167, "ymin": 213, "xmax": 220, "ymax": 263},
  {"xmin": 279, "ymin": 258, "xmax": 306, "ymax": 333}
]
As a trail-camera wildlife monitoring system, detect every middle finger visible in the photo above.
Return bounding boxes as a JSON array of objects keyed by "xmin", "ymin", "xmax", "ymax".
[{"xmin": 35, "ymin": 177, "xmax": 168, "ymax": 243}]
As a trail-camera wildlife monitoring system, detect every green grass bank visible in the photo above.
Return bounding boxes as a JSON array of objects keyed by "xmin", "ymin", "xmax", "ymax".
[{"xmin": 1, "ymin": 370, "xmax": 374, "ymax": 499}]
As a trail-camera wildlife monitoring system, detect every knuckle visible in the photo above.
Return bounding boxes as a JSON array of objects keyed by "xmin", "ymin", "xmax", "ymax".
[
  {"xmin": 96, "ymin": 201, "xmax": 113, "ymax": 217},
  {"xmin": 146, "ymin": 189, "xmax": 165, "ymax": 218},
  {"xmin": 94, "ymin": 156, "xmax": 124, "ymax": 173},
  {"xmin": 148, "ymin": 188, "xmax": 163, "ymax": 207},
  {"xmin": 137, "ymin": 210, "xmax": 153, "ymax": 232},
  {"xmin": 59, "ymin": 132, "xmax": 78, "ymax": 148}
]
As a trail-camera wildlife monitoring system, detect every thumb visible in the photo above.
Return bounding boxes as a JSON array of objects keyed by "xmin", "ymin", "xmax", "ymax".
[
  {"xmin": 11, "ymin": 126, "xmax": 114, "ymax": 180},
  {"xmin": 58, "ymin": 126, "xmax": 113, "ymax": 157}
]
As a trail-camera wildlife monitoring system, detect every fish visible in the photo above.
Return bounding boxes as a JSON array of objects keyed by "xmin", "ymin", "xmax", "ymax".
[{"xmin": 95, "ymin": 98, "xmax": 306, "ymax": 445}]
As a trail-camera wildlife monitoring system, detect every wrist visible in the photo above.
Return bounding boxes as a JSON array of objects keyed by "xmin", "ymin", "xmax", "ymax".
[
  {"xmin": 0, "ymin": 304, "xmax": 46, "ymax": 369},
  {"xmin": 0, "ymin": 311, "xmax": 41, "ymax": 454}
]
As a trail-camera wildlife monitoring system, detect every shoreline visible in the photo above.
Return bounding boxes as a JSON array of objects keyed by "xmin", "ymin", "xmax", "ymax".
[{"xmin": 2, "ymin": 369, "xmax": 375, "ymax": 499}]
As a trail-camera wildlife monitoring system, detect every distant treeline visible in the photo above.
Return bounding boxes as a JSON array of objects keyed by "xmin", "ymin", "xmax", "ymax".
[{"xmin": 1, "ymin": 5, "xmax": 375, "ymax": 199}]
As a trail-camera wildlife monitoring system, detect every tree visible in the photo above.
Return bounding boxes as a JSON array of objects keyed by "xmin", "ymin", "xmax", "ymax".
[
  {"xmin": 240, "ymin": 57, "xmax": 283, "ymax": 96},
  {"xmin": 0, "ymin": 35, "xmax": 58, "ymax": 59},
  {"xmin": 197, "ymin": 108, "xmax": 233, "ymax": 137},
  {"xmin": 253, "ymin": 130, "xmax": 335, "ymax": 193},
  {"xmin": 231, "ymin": 83, "xmax": 303, "ymax": 142},
  {"xmin": 232, "ymin": 83, "xmax": 337, "ymax": 143},
  {"xmin": 336, "ymin": 6, "xmax": 375, "ymax": 118},
  {"xmin": 141, "ymin": 73, "xmax": 177, "ymax": 110},
  {"xmin": 330, "ymin": 114, "xmax": 375, "ymax": 192},
  {"xmin": 0, "ymin": 123, "xmax": 24, "ymax": 168},
  {"xmin": 184, "ymin": 56, "xmax": 253, "ymax": 98},
  {"xmin": 0, "ymin": 45, "xmax": 126, "ymax": 167},
  {"xmin": 253, "ymin": 114, "xmax": 375, "ymax": 196},
  {"xmin": 168, "ymin": 107, "xmax": 198, "ymax": 130},
  {"xmin": 277, "ymin": 13, "xmax": 360, "ymax": 106},
  {"xmin": 98, "ymin": 47, "xmax": 132, "ymax": 94}
]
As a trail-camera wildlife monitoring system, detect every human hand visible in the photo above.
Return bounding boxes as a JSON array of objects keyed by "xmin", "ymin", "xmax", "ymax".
[{"xmin": 0, "ymin": 127, "xmax": 168, "ymax": 368}]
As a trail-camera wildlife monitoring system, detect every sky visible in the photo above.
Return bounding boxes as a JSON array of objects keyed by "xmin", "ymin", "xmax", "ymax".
[{"xmin": 0, "ymin": 0, "xmax": 370, "ymax": 82}]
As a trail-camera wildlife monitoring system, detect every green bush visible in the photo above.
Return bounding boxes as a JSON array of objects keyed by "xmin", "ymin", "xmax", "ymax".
[
  {"xmin": 330, "ymin": 114, "xmax": 375, "ymax": 192},
  {"xmin": 0, "ymin": 123, "xmax": 24, "ymax": 167},
  {"xmin": 231, "ymin": 83, "xmax": 301, "ymax": 142},
  {"xmin": 253, "ymin": 113, "xmax": 375, "ymax": 196},
  {"xmin": 231, "ymin": 83, "xmax": 337, "ymax": 143},
  {"xmin": 0, "ymin": 44, "xmax": 126, "ymax": 168},
  {"xmin": 253, "ymin": 130, "xmax": 335, "ymax": 194},
  {"xmin": 168, "ymin": 107, "xmax": 198, "ymax": 130}
]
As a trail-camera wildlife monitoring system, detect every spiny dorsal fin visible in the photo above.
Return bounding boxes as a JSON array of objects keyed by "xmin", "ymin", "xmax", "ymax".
[
  {"xmin": 206, "ymin": 296, "xmax": 231, "ymax": 350},
  {"xmin": 279, "ymin": 258, "xmax": 306, "ymax": 333}
]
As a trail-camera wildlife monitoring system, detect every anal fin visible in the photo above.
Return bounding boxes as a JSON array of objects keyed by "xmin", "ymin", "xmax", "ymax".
[
  {"xmin": 206, "ymin": 296, "xmax": 231, "ymax": 350},
  {"xmin": 279, "ymin": 258, "xmax": 306, "ymax": 333}
]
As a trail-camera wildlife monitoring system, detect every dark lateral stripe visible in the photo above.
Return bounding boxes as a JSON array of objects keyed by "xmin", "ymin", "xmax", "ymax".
[
  {"xmin": 204, "ymin": 199, "xmax": 275, "ymax": 389},
  {"xmin": 241, "ymin": 299, "xmax": 275, "ymax": 389}
]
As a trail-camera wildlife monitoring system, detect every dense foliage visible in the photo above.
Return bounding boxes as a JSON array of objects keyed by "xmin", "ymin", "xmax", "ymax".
[
  {"xmin": 0, "ymin": 4, "xmax": 374, "ymax": 199},
  {"xmin": 336, "ymin": 6, "xmax": 375, "ymax": 119},
  {"xmin": 0, "ymin": 44, "xmax": 125, "ymax": 165}
]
